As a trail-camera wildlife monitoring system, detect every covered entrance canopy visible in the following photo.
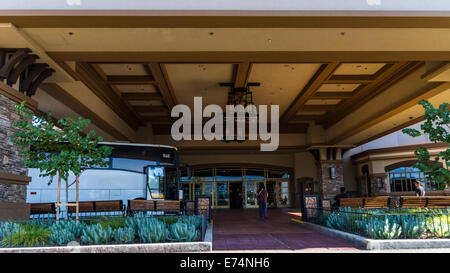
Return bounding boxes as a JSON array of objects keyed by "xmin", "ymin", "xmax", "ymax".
[{"xmin": 0, "ymin": 1, "xmax": 449, "ymax": 206}]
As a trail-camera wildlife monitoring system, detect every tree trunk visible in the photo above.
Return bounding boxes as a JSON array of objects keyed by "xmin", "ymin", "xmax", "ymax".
[
  {"xmin": 56, "ymin": 171, "xmax": 61, "ymax": 221},
  {"xmin": 75, "ymin": 174, "xmax": 79, "ymax": 221}
]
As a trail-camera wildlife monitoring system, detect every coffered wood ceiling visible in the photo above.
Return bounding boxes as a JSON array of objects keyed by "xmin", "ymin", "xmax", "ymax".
[{"xmin": 48, "ymin": 52, "xmax": 427, "ymax": 138}]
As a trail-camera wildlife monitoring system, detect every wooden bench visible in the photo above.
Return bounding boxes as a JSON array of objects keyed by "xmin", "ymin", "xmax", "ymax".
[
  {"xmin": 29, "ymin": 203, "xmax": 55, "ymax": 215},
  {"xmin": 67, "ymin": 201, "xmax": 95, "ymax": 213},
  {"xmin": 155, "ymin": 200, "xmax": 180, "ymax": 213},
  {"xmin": 363, "ymin": 197, "xmax": 390, "ymax": 209},
  {"xmin": 400, "ymin": 196, "xmax": 428, "ymax": 208},
  {"xmin": 94, "ymin": 200, "xmax": 123, "ymax": 212},
  {"xmin": 339, "ymin": 198, "xmax": 364, "ymax": 208},
  {"xmin": 427, "ymin": 197, "xmax": 450, "ymax": 208},
  {"xmin": 128, "ymin": 200, "xmax": 155, "ymax": 212}
]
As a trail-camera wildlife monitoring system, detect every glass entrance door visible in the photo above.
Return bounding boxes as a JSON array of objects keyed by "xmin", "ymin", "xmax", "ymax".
[
  {"xmin": 266, "ymin": 180, "xmax": 277, "ymax": 208},
  {"xmin": 215, "ymin": 182, "xmax": 229, "ymax": 208}
]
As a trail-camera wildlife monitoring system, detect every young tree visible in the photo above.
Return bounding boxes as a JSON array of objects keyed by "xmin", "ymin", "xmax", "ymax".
[
  {"xmin": 11, "ymin": 102, "xmax": 113, "ymax": 220},
  {"xmin": 402, "ymin": 99, "xmax": 450, "ymax": 190}
]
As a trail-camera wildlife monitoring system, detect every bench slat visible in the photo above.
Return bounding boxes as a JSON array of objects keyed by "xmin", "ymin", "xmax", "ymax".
[{"xmin": 128, "ymin": 200, "xmax": 155, "ymax": 211}]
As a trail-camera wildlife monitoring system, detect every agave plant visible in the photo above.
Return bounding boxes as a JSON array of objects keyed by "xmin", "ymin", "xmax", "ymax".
[
  {"xmin": 80, "ymin": 223, "xmax": 113, "ymax": 245},
  {"xmin": 179, "ymin": 215, "xmax": 202, "ymax": 230},
  {"xmin": 371, "ymin": 216, "xmax": 402, "ymax": 239},
  {"xmin": 137, "ymin": 218, "xmax": 166, "ymax": 243},
  {"xmin": 166, "ymin": 222, "xmax": 199, "ymax": 242},
  {"xmin": 325, "ymin": 207, "xmax": 365, "ymax": 232},
  {"xmin": 400, "ymin": 215, "xmax": 426, "ymax": 239},
  {"xmin": 0, "ymin": 222, "xmax": 20, "ymax": 241},
  {"xmin": 113, "ymin": 227, "xmax": 135, "ymax": 244}
]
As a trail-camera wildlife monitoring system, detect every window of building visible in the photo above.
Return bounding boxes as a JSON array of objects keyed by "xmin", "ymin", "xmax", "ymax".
[{"xmin": 389, "ymin": 166, "xmax": 438, "ymax": 192}]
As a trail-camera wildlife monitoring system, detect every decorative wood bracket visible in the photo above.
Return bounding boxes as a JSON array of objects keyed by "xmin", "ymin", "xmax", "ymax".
[{"xmin": 0, "ymin": 48, "xmax": 55, "ymax": 97}]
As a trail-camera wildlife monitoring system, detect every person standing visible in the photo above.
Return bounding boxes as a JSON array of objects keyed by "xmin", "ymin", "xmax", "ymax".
[
  {"xmin": 414, "ymin": 181, "xmax": 425, "ymax": 197},
  {"xmin": 257, "ymin": 184, "xmax": 268, "ymax": 220}
]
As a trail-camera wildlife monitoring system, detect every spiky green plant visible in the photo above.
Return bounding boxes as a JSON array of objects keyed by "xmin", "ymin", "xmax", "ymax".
[
  {"xmin": 0, "ymin": 222, "xmax": 21, "ymax": 241},
  {"xmin": 166, "ymin": 222, "xmax": 199, "ymax": 242},
  {"xmin": 137, "ymin": 218, "xmax": 166, "ymax": 243},
  {"xmin": 113, "ymin": 227, "xmax": 135, "ymax": 244},
  {"xmin": 49, "ymin": 220, "xmax": 86, "ymax": 245},
  {"xmin": 80, "ymin": 223, "xmax": 112, "ymax": 245},
  {"xmin": 372, "ymin": 216, "xmax": 402, "ymax": 239},
  {"xmin": 400, "ymin": 215, "xmax": 427, "ymax": 239},
  {"xmin": 179, "ymin": 215, "xmax": 202, "ymax": 230}
]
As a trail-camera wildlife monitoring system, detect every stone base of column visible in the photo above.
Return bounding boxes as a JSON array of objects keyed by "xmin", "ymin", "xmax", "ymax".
[
  {"xmin": 0, "ymin": 202, "xmax": 30, "ymax": 221},
  {"xmin": 317, "ymin": 160, "xmax": 344, "ymax": 200},
  {"xmin": 0, "ymin": 172, "xmax": 31, "ymax": 221}
]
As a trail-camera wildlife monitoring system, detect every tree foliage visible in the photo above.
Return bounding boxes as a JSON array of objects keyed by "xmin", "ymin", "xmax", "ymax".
[
  {"xmin": 11, "ymin": 102, "xmax": 113, "ymax": 184},
  {"xmin": 402, "ymin": 99, "xmax": 450, "ymax": 190}
]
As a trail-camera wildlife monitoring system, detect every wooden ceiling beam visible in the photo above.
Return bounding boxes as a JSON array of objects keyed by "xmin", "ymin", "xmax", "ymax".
[
  {"xmin": 281, "ymin": 62, "xmax": 340, "ymax": 123},
  {"xmin": 142, "ymin": 116, "xmax": 174, "ymax": 123},
  {"xmin": 152, "ymin": 122, "xmax": 309, "ymax": 135},
  {"xmin": 234, "ymin": 62, "xmax": 252, "ymax": 88},
  {"xmin": 48, "ymin": 51, "xmax": 450, "ymax": 63},
  {"xmin": 322, "ymin": 61, "xmax": 424, "ymax": 129},
  {"xmin": 328, "ymin": 81, "xmax": 450, "ymax": 144},
  {"xmin": 75, "ymin": 62, "xmax": 143, "ymax": 130},
  {"xmin": 147, "ymin": 63, "xmax": 177, "ymax": 109},
  {"xmin": 121, "ymin": 92, "xmax": 163, "ymax": 101},
  {"xmin": 39, "ymin": 83, "xmax": 131, "ymax": 141},
  {"xmin": 133, "ymin": 105, "xmax": 169, "ymax": 113},
  {"xmin": 311, "ymin": 92, "xmax": 353, "ymax": 99}
]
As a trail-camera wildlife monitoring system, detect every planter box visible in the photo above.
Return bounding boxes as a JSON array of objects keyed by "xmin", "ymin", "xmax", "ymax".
[
  {"xmin": 298, "ymin": 221, "xmax": 450, "ymax": 250},
  {"xmin": 0, "ymin": 221, "xmax": 213, "ymax": 253}
]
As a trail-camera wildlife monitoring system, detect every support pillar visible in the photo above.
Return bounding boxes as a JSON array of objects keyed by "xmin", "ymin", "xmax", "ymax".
[
  {"xmin": 0, "ymin": 82, "xmax": 37, "ymax": 220},
  {"xmin": 308, "ymin": 146, "xmax": 349, "ymax": 200}
]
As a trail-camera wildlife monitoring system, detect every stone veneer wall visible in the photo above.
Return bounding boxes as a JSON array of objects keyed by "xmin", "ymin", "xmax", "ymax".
[
  {"xmin": 316, "ymin": 160, "xmax": 344, "ymax": 200},
  {"xmin": 0, "ymin": 92, "xmax": 27, "ymax": 203}
]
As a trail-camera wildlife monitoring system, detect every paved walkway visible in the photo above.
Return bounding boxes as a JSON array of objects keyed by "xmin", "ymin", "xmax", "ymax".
[{"xmin": 212, "ymin": 208, "xmax": 361, "ymax": 251}]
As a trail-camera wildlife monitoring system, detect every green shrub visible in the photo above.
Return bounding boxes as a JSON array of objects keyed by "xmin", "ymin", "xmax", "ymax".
[
  {"xmin": 1, "ymin": 226, "xmax": 51, "ymax": 247},
  {"xmin": 157, "ymin": 216, "xmax": 180, "ymax": 226},
  {"xmin": 426, "ymin": 215, "xmax": 450, "ymax": 238}
]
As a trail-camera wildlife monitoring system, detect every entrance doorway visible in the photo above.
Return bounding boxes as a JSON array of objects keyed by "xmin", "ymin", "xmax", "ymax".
[{"xmin": 229, "ymin": 182, "xmax": 243, "ymax": 208}]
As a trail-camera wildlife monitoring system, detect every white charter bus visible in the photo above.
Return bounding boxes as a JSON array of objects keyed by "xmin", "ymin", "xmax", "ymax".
[{"xmin": 26, "ymin": 142, "xmax": 189, "ymax": 212}]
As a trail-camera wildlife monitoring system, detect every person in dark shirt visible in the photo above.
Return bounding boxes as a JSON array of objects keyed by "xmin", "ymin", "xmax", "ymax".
[
  {"xmin": 414, "ymin": 181, "xmax": 425, "ymax": 197},
  {"xmin": 333, "ymin": 187, "xmax": 348, "ymax": 208}
]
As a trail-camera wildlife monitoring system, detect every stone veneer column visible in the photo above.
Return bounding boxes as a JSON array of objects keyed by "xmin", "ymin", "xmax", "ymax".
[
  {"xmin": 316, "ymin": 160, "xmax": 344, "ymax": 200},
  {"xmin": 0, "ymin": 82, "xmax": 37, "ymax": 220}
]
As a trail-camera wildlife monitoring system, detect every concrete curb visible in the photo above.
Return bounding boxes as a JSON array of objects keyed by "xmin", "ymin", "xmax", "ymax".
[
  {"xmin": 0, "ymin": 224, "xmax": 213, "ymax": 253},
  {"xmin": 299, "ymin": 221, "xmax": 450, "ymax": 250}
]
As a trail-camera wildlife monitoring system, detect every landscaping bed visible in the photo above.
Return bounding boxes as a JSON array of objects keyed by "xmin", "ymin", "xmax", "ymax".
[
  {"xmin": 0, "ymin": 212, "xmax": 207, "ymax": 248},
  {"xmin": 306, "ymin": 207, "xmax": 450, "ymax": 240}
]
